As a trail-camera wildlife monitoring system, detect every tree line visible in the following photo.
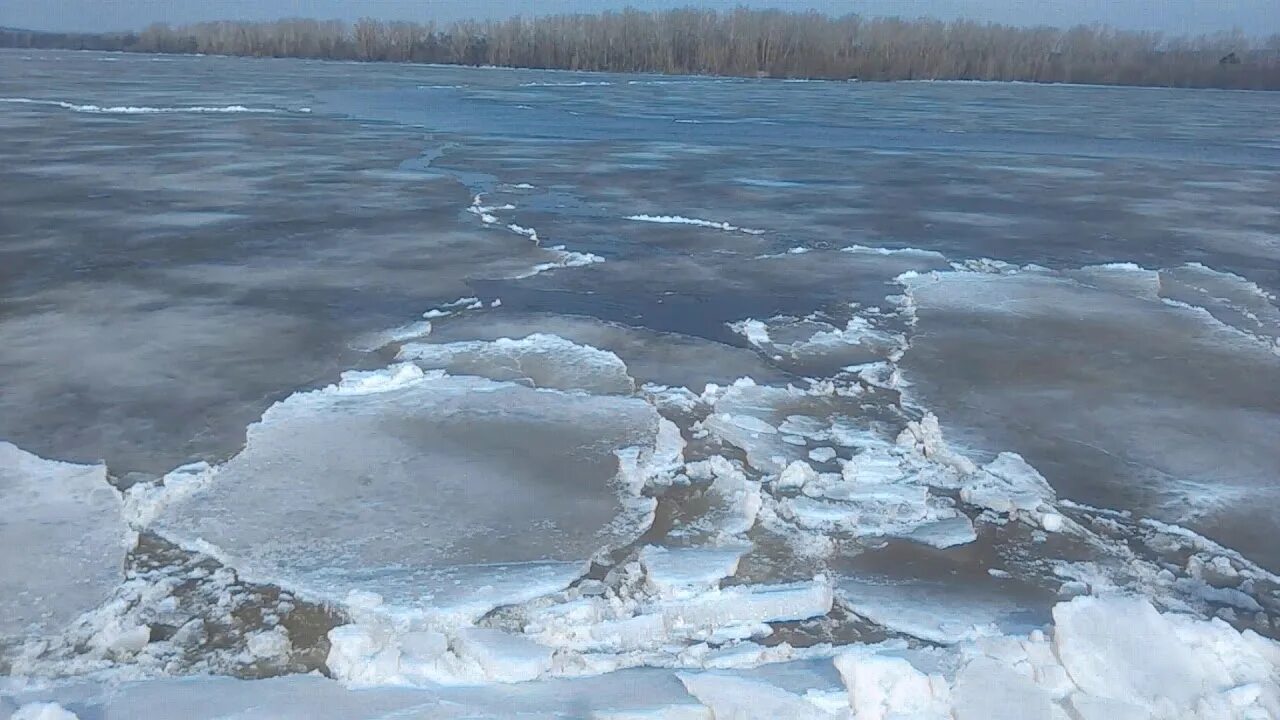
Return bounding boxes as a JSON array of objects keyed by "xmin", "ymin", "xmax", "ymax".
[{"xmin": 4, "ymin": 9, "xmax": 1280, "ymax": 89}]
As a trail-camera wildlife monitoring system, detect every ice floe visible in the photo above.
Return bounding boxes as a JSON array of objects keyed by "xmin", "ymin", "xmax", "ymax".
[
  {"xmin": 0, "ymin": 444, "xmax": 126, "ymax": 649},
  {"xmin": 144, "ymin": 362, "xmax": 669, "ymax": 628},
  {"xmin": 896, "ymin": 263, "xmax": 1280, "ymax": 564}
]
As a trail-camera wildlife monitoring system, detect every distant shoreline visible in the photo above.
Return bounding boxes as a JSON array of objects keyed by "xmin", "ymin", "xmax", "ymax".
[{"xmin": 4, "ymin": 9, "xmax": 1279, "ymax": 91}]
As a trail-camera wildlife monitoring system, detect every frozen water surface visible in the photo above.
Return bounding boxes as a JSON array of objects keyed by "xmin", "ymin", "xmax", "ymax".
[{"xmin": 2, "ymin": 49, "xmax": 1279, "ymax": 717}]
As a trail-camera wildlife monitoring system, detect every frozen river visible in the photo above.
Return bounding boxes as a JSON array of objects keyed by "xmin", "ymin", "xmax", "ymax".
[{"xmin": 2, "ymin": 49, "xmax": 1280, "ymax": 719}]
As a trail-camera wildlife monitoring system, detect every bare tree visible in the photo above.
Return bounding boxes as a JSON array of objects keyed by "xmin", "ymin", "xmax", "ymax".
[{"xmin": 5, "ymin": 10, "xmax": 1277, "ymax": 89}]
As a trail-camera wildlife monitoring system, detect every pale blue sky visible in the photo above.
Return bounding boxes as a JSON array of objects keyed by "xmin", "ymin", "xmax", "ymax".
[{"xmin": 2, "ymin": 0, "xmax": 1276, "ymax": 35}]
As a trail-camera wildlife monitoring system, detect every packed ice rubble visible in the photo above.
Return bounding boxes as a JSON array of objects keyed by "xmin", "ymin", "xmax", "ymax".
[
  {"xmin": 0, "ymin": 444, "xmax": 127, "ymax": 652},
  {"xmin": 4, "ymin": 596, "xmax": 1278, "ymax": 719},
  {"xmin": 6, "ymin": 230, "xmax": 1280, "ymax": 716}
]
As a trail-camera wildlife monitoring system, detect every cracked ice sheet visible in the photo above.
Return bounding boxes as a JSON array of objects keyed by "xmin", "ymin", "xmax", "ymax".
[
  {"xmin": 0, "ymin": 443, "xmax": 125, "ymax": 648},
  {"xmin": 899, "ymin": 268, "xmax": 1280, "ymax": 570},
  {"xmin": 147, "ymin": 365, "xmax": 664, "ymax": 623}
]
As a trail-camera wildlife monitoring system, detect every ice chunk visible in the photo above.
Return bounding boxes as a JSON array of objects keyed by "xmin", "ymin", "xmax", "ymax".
[
  {"xmin": 678, "ymin": 673, "xmax": 838, "ymax": 719},
  {"xmin": 701, "ymin": 382, "xmax": 801, "ymax": 473},
  {"xmin": 245, "ymin": 627, "xmax": 292, "ymax": 660},
  {"xmin": 639, "ymin": 546, "xmax": 749, "ymax": 596},
  {"xmin": 1, "ymin": 443, "xmax": 125, "ymax": 644},
  {"xmin": 730, "ymin": 312, "xmax": 903, "ymax": 371},
  {"xmin": 453, "ymin": 628, "xmax": 554, "ymax": 683},
  {"xmin": 729, "ymin": 319, "xmax": 772, "ymax": 347},
  {"xmin": 775, "ymin": 460, "xmax": 818, "ymax": 491},
  {"xmin": 1052, "ymin": 595, "xmax": 1280, "ymax": 716},
  {"xmin": 895, "ymin": 413, "xmax": 977, "ymax": 475},
  {"xmin": 1066, "ymin": 263, "xmax": 1162, "ymax": 300},
  {"xmin": 837, "ymin": 577, "xmax": 1035, "ymax": 645},
  {"xmin": 778, "ymin": 483, "xmax": 971, "ymax": 547},
  {"xmin": 398, "ymin": 334, "xmax": 635, "ymax": 394},
  {"xmin": 808, "ymin": 447, "xmax": 837, "ymax": 463},
  {"xmin": 683, "ymin": 455, "xmax": 762, "ymax": 537},
  {"xmin": 673, "ymin": 579, "xmax": 833, "ymax": 628},
  {"xmin": 952, "ymin": 657, "xmax": 1059, "ymax": 720},
  {"xmin": 961, "ymin": 452, "xmax": 1056, "ymax": 514},
  {"xmin": 900, "ymin": 516, "xmax": 979, "ymax": 548},
  {"xmin": 526, "ymin": 578, "xmax": 832, "ymax": 655},
  {"xmin": 325, "ymin": 362, "xmax": 428, "ymax": 395},
  {"xmin": 149, "ymin": 368, "xmax": 664, "ymax": 622},
  {"xmin": 833, "ymin": 650, "xmax": 952, "ymax": 720}
]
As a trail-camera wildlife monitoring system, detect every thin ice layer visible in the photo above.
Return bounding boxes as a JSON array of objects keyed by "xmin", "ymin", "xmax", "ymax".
[
  {"xmin": 837, "ymin": 576, "xmax": 1040, "ymax": 645},
  {"xmin": 899, "ymin": 268, "xmax": 1280, "ymax": 568},
  {"xmin": 398, "ymin": 333, "xmax": 635, "ymax": 394},
  {"xmin": 417, "ymin": 312, "xmax": 787, "ymax": 391},
  {"xmin": 148, "ymin": 366, "xmax": 664, "ymax": 621},
  {"xmin": 0, "ymin": 443, "xmax": 125, "ymax": 644}
]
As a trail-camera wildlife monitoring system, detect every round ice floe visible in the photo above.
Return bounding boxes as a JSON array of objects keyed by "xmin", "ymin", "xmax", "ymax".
[
  {"xmin": 1, "ymin": 443, "xmax": 125, "ymax": 645},
  {"xmin": 148, "ymin": 366, "xmax": 666, "ymax": 623}
]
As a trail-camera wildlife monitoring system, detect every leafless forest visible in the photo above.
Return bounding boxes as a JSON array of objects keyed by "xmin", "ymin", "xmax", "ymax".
[{"xmin": 5, "ymin": 8, "xmax": 1280, "ymax": 89}]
